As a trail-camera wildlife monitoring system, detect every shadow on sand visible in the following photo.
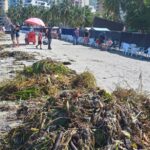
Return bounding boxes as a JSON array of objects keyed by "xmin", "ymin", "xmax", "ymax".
[{"xmin": 88, "ymin": 47, "xmax": 150, "ymax": 62}]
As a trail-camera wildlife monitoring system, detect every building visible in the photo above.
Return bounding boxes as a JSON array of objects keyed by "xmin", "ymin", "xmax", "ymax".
[
  {"xmin": 96, "ymin": 0, "xmax": 103, "ymax": 13},
  {"xmin": 0, "ymin": 0, "xmax": 9, "ymax": 24},
  {"xmin": 0, "ymin": 0, "xmax": 8, "ymax": 12},
  {"xmin": 7, "ymin": 0, "xmax": 50, "ymax": 8},
  {"xmin": 73, "ymin": 0, "xmax": 89, "ymax": 7},
  {"xmin": 23, "ymin": 0, "xmax": 50, "ymax": 7}
]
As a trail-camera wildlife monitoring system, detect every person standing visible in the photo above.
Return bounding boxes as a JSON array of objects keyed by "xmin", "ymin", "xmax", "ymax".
[
  {"xmin": 58, "ymin": 27, "xmax": 62, "ymax": 39},
  {"xmin": 46, "ymin": 26, "xmax": 52, "ymax": 50},
  {"xmin": 2, "ymin": 24, "xmax": 6, "ymax": 33},
  {"xmin": 10, "ymin": 23, "xmax": 16, "ymax": 47},
  {"xmin": 36, "ymin": 30, "xmax": 43, "ymax": 49},
  {"xmin": 83, "ymin": 29, "xmax": 89, "ymax": 45},
  {"xmin": 15, "ymin": 24, "xmax": 20, "ymax": 47},
  {"xmin": 73, "ymin": 27, "xmax": 79, "ymax": 45}
]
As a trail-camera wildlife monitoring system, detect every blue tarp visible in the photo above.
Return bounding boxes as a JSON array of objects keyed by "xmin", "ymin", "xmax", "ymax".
[
  {"xmin": 61, "ymin": 28, "xmax": 150, "ymax": 47},
  {"xmin": 61, "ymin": 28, "xmax": 74, "ymax": 36}
]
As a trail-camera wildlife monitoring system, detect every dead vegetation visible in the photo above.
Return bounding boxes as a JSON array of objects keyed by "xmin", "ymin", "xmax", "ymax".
[
  {"xmin": 0, "ymin": 59, "xmax": 78, "ymax": 100},
  {"xmin": 0, "ymin": 51, "xmax": 35, "ymax": 61},
  {"xmin": 0, "ymin": 59, "xmax": 149, "ymax": 149}
]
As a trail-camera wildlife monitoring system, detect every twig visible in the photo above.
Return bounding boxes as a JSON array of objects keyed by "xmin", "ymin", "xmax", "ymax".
[
  {"xmin": 53, "ymin": 131, "xmax": 63, "ymax": 150},
  {"xmin": 47, "ymin": 117, "xmax": 70, "ymax": 126},
  {"xmin": 70, "ymin": 141, "xmax": 78, "ymax": 150}
]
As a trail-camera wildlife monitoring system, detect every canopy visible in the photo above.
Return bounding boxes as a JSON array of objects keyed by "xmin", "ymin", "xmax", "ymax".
[
  {"xmin": 85, "ymin": 27, "xmax": 110, "ymax": 31},
  {"xmin": 24, "ymin": 18, "xmax": 45, "ymax": 27}
]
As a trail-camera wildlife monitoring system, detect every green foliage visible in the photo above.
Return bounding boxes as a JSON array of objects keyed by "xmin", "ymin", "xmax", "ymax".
[
  {"xmin": 22, "ymin": 60, "xmax": 71, "ymax": 76},
  {"xmin": 102, "ymin": 0, "xmax": 150, "ymax": 32},
  {"xmin": 103, "ymin": 0, "xmax": 121, "ymax": 21},
  {"xmin": 14, "ymin": 87, "xmax": 40, "ymax": 100},
  {"xmin": 31, "ymin": 60, "xmax": 71, "ymax": 75},
  {"xmin": 144, "ymin": 0, "xmax": 150, "ymax": 6},
  {"xmin": 7, "ymin": 2, "xmax": 94, "ymax": 27},
  {"xmin": 98, "ymin": 89, "xmax": 113, "ymax": 102},
  {"xmin": 125, "ymin": 3, "xmax": 150, "ymax": 32},
  {"xmin": 22, "ymin": 66, "xmax": 34, "ymax": 76}
]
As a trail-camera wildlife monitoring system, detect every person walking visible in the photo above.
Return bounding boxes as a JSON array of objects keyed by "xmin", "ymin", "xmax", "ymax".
[
  {"xmin": 15, "ymin": 24, "xmax": 20, "ymax": 47},
  {"xmin": 46, "ymin": 26, "xmax": 52, "ymax": 50},
  {"xmin": 36, "ymin": 30, "xmax": 43, "ymax": 49}
]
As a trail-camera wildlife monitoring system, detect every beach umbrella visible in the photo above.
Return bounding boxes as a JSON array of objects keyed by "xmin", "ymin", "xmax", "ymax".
[{"xmin": 24, "ymin": 18, "xmax": 45, "ymax": 27}]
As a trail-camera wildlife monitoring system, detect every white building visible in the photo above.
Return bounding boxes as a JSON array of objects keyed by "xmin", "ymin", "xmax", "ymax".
[
  {"xmin": 73, "ymin": 0, "xmax": 89, "ymax": 7},
  {"xmin": 73, "ymin": 0, "xmax": 96, "ymax": 13},
  {"xmin": 96, "ymin": 0, "xmax": 103, "ymax": 13},
  {"xmin": 23, "ymin": 0, "xmax": 50, "ymax": 7}
]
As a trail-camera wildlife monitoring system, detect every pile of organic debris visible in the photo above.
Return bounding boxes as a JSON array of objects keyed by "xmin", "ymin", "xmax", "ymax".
[
  {"xmin": 0, "ymin": 51, "xmax": 35, "ymax": 61},
  {"xmin": 0, "ymin": 44, "xmax": 11, "ymax": 50},
  {"xmin": 0, "ymin": 59, "xmax": 149, "ymax": 150}
]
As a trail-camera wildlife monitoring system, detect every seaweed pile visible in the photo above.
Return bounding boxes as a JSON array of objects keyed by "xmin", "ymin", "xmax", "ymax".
[
  {"xmin": 0, "ymin": 59, "xmax": 79, "ymax": 101},
  {"xmin": 0, "ymin": 51, "xmax": 35, "ymax": 60},
  {"xmin": 0, "ymin": 59, "xmax": 150, "ymax": 150}
]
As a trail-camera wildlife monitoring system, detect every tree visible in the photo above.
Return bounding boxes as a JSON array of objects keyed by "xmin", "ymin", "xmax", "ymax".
[
  {"xmin": 7, "ymin": 2, "xmax": 95, "ymax": 28},
  {"xmin": 101, "ymin": 0, "xmax": 150, "ymax": 32},
  {"xmin": 102, "ymin": 0, "xmax": 121, "ymax": 21},
  {"xmin": 125, "ymin": 0, "xmax": 150, "ymax": 32},
  {"xmin": 144, "ymin": 0, "xmax": 150, "ymax": 6}
]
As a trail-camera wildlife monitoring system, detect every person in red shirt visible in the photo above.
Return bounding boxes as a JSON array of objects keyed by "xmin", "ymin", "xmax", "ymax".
[{"xmin": 36, "ymin": 30, "xmax": 43, "ymax": 49}]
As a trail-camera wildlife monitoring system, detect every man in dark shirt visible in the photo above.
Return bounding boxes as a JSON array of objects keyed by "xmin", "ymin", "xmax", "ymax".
[{"xmin": 46, "ymin": 26, "xmax": 52, "ymax": 50}]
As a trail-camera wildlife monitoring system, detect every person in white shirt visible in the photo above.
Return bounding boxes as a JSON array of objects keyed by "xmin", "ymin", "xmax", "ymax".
[{"xmin": 2, "ymin": 24, "xmax": 6, "ymax": 32}]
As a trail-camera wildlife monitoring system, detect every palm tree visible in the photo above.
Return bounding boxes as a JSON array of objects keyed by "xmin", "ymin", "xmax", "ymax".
[
  {"xmin": 102, "ymin": 0, "xmax": 121, "ymax": 21},
  {"xmin": 7, "ymin": 1, "xmax": 95, "ymax": 28}
]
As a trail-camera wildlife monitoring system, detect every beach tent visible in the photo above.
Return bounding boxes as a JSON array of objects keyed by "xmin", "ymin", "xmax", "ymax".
[
  {"xmin": 85, "ymin": 27, "xmax": 110, "ymax": 39},
  {"xmin": 93, "ymin": 17, "xmax": 124, "ymax": 31},
  {"xmin": 85, "ymin": 27, "xmax": 110, "ymax": 31}
]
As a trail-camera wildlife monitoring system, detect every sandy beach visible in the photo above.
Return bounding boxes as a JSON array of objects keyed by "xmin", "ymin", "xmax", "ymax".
[{"xmin": 0, "ymin": 33, "xmax": 150, "ymax": 93}]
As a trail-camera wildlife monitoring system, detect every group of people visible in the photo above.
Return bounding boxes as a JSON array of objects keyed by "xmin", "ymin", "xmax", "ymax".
[
  {"xmin": 10, "ymin": 23, "xmax": 20, "ymax": 47},
  {"xmin": 24, "ymin": 26, "xmax": 52, "ymax": 50},
  {"xmin": 73, "ymin": 28, "xmax": 92, "ymax": 45},
  {"xmin": 36, "ymin": 27, "xmax": 52, "ymax": 50},
  {"xmin": 73, "ymin": 27, "xmax": 113, "ymax": 50}
]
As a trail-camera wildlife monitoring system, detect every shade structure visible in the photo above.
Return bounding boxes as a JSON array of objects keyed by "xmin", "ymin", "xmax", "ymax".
[{"xmin": 25, "ymin": 18, "xmax": 45, "ymax": 27}]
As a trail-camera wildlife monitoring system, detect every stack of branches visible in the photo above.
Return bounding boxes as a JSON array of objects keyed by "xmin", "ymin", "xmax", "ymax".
[{"xmin": 1, "ymin": 88, "xmax": 150, "ymax": 149}]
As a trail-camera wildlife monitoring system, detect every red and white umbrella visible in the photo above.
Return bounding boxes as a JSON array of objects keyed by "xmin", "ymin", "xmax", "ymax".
[{"xmin": 24, "ymin": 18, "xmax": 45, "ymax": 27}]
